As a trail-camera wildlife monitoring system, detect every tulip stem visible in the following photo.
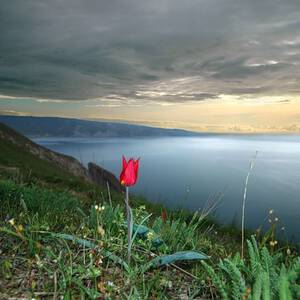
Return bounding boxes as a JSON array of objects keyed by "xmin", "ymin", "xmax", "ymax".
[{"xmin": 125, "ymin": 186, "xmax": 132, "ymax": 262}]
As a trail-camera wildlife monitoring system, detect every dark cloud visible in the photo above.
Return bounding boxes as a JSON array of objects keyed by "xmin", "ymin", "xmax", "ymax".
[{"xmin": 0, "ymin": 0, "xmax": 300, "ymax": 102}]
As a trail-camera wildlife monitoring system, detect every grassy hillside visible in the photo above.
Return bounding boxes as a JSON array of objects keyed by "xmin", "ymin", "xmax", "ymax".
[
  {"xmin": 0, "ymin": 124, "xmax": 299, "ymax": 299},
  {"xmin": 0, "ymin": 122, "xmax": 89, "ymax": 190}
]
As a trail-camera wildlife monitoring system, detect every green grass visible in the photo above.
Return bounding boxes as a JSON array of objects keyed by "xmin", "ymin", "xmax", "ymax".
[
  {"xmin": 1, "ymin": 179, "xmax": 299, "ymax": 299},
  {"xmin": 0, "ymin": 130, "xmax": 91, "ymax": 192}
]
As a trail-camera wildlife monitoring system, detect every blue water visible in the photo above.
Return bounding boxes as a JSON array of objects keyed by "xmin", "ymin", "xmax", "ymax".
[{"xmin": 34, "ymin": 135, "xmax": 300, "ymax": 242}]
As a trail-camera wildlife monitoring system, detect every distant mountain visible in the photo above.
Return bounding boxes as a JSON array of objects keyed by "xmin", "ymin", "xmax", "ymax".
[{"xmin": 0, "ymin": 115, "xmax": 203, "ymax": 138}]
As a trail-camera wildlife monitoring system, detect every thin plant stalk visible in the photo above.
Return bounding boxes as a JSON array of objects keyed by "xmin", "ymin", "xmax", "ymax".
[
  {"xmin": 125, "ymin": 186, "xmax": 133, "ymax": 262},
  {"xmin": 241, "ymin": 151, "xmax": 258, "ymax": 259},
  {"xmin": 106, "ymin": 181, "xmax": 112, "ymax": 206}
]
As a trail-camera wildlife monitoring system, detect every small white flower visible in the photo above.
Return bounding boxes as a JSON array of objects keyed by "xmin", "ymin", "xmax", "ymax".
[
  {"xmin": 269, "ymin": 209, "xmax": 274, "ymax": 215},
  {"xmin": 107, "ymin": 281, "xmax": 114, "ymax": 287},
  {"xmin": 8, "ymin": 218, "xmax": 15, "ymax": 226},
  {"xmin": 95, "ymin": 205, "xmax": 99, "ymax": 210}
]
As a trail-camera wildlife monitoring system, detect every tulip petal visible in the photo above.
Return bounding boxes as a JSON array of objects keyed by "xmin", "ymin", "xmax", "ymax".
[{"xmin": 119, "ymin": 156, "xmax": 140, "ymax": 186}]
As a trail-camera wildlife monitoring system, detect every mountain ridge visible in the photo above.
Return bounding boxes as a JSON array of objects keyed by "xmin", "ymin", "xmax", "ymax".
[{"xmin": 0, "ymin": 115, "xmax": 205, "ymax": 138}]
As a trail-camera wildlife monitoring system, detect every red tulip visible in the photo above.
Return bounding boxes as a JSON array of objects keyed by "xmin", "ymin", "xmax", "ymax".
[{"xmin": 120, "ymin": 155, "xmax": 140, "ymax": 186}]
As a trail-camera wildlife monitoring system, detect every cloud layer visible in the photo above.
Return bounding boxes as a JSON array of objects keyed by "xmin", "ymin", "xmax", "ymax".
[{"xmin": 0, "ymin": 0, "xmax": 300, "ymax": 104}]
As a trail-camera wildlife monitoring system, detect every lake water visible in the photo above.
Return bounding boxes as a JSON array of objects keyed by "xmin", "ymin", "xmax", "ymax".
[{"xmin": 34, "ymin": 135, "xmax": 300, "ymax": 243}]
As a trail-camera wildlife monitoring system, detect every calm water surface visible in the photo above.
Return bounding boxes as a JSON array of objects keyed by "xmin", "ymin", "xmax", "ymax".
[{"xmin": 34, "ymin": 135, "xmax": 300, "ymax": 242}]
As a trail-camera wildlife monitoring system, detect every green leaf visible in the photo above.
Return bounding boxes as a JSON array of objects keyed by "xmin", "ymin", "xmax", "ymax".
[
  {"xmin": 152, "ymin": 237, "xmax": 164, "ymax": 248},
  {"xmin": 47, "ymin": 232, "xmax": 129, "ymax": 271},
  {"xmin": 133, "ymin": 224, "xmax": 149, "ymax": 236},
  {"xmin": 129, "ymin": 221, "xmax": 165, "ymax": 248},
  {"xmin": 51, "ymin": 232, "xmax": 96, "ymax": 248},
  {"xmin": 148, "ymin": 250, "xmax": 209, "ymax": 268}
]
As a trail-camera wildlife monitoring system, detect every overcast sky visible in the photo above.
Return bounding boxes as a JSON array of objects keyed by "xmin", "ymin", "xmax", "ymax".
[{"xmin": 0, "ymin": 0, "xmax": 300, "ymax": 132}]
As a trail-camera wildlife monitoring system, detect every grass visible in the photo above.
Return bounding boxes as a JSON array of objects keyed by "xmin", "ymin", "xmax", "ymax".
[{"xmin": 1, "ymin": 178, "xmax": 299, "ymax": 299}]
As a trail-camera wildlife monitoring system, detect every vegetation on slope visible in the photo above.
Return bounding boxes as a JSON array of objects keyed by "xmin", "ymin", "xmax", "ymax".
[{"xmin": 0, "ymin": 178, "xmax": 299, "ymax": 299}]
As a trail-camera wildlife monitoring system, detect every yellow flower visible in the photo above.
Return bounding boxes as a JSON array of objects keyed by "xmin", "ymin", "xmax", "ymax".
[
  {"xmin": 147, "ymin": 231, "xmax": 154, "ymax": 240},
  {"xmin": 17, "ymin": 224, "xmax": 24, "ymax": 232}
]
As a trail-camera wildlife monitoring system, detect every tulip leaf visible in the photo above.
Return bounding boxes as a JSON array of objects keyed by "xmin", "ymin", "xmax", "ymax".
[
  {"xmin": 148, "ymin": 251, "xmax": 209, "ymax": 268},
  {"xmin": 51, "ymin": 232, "xmax": 97, "ymax": 248},
  {"xmin": 152, "ymin": 237, "xmax": 164, "ymax": 248},
  {"xmin": 47, "ymin": 232, "xmax": 129, "ymax": 270},
  {"xmin": 133, "ymin": 224, "xmax": 149, "ymax": 236},
  {"xmin": 130, "ymin": 223, "xmax": 164, "ymax": 248}
]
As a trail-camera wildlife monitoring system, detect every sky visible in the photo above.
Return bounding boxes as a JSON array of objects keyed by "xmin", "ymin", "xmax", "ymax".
[{"xmin": 0, "ymin": 0, "xmax": 300, "ymax": 132}]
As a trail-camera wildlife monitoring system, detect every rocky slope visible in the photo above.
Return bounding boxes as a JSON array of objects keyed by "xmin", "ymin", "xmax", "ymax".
[{"xmin": 0, "ymin": 122, "xmax": 122, "ymax": 191}]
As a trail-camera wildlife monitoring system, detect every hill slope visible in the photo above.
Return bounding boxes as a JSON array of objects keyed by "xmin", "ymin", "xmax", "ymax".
[
  {"xmin": 0, "ymin": 122, "xmax": 122, "ymax": 191},
  {"xmin": 0, "ymin": 115, "xmax": 202, "ymax": 137}
]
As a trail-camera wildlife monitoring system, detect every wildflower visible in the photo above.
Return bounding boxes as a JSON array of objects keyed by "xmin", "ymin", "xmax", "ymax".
[
  {"xmin": 287, "ymin": 248, "xmax": 291, "ymax": 255},
  {"xmin": 270, "ymin": 241, "xmax": 275, "ymax": 247},
  {"xmin": 8, "ymin": 218, "xmax": 15, "ymax": 226},
  {"xmin": 119, "ymin": 155, "xmax": 140, "ymax": 262},
  {"xmin": 107, "ymin": 281, "xmax": 114, "ymax": 287},
  {"xmin": 17, "ymin": 224, "xmax": 24, "ymax": 232},
  {"xmin": 147, "ymin": 231, "xmax": 154, "ymax": 240},
  {"xmin": 268, "ymin": 219, "xmax": 272, "ymax": 223},
  {"xmin": 274, "ymin": 217, "xmax": 279, "ymax": 222},
  {"xmin": 95, "ymin": 205, "xmax": 99, "ymax": 210},
  {"xmin": 100, "ymin": 206, "xmax": 105, "ymax": 211},
  {"xmin": 97, "ymin": 257, "xmax": 103, "ymax": 265},
  {"xmin": 269, "ymin": 209, "xmax": 274, "ymax": 214},
  {"xmin": 120, "ymin": 155, "xmax": 140, "ymax": 186},
  {"xmin": 281, "ymin": 226, "xmax": 285, "ymax": 231},
  {"xmin": 97, "ymin": 225, "xmax": 105, "ymax": 236}
]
